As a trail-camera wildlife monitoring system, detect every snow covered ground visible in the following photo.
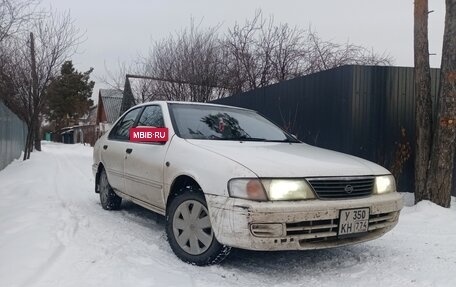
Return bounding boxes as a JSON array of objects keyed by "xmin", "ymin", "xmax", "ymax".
[{"xmin": 0, "ymin": 142, "xmax": 455, "ymax": 287}]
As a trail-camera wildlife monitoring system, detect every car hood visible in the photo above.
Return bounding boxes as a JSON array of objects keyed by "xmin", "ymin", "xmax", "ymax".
[{"xmin": 186, "ymin": 140, "xmax": 390, "ymax": 178}]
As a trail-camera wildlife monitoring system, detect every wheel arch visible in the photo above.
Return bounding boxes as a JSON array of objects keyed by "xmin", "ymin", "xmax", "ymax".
[{"xmin": 166, "ymin": 174, "xmax": 204, "ymax": 212}]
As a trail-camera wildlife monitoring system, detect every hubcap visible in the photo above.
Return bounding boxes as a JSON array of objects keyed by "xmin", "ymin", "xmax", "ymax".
[{"xmin": 172, "ymin": 200, "xmax": 213, "ymax": 255}]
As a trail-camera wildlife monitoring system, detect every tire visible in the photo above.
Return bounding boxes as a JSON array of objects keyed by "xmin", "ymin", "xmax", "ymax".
[
  {"xmin": 166, "ymin": 189, "xmax": 231, "ymax": 265},
  {"xmin": 99, "ymin": 169, "xmax": 122, "ymax": 210}
]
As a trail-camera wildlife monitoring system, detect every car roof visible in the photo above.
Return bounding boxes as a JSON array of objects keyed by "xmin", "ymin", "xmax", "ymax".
[{"xmin": 134, "ymin": 101, "xmax": 255, "ymax": 112}]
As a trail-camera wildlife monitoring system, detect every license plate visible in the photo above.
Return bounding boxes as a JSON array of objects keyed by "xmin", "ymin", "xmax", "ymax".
[{"xmin": 338, "ymin": 208, "xmax": 370, "ymax": 236}]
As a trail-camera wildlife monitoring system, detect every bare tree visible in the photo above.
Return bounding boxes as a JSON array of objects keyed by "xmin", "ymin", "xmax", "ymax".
[
  {"xmin": 224, "ymin": 11, "xmax": 392, "ymax": 93},
  {"xmin": 1, "ymin": 0, "xmax": 38, "ymax": 101},
  {"xmin": 425, "ymin": 0, "xmax": 456, "ymax": 207},
  {"xmin": 1, "ymin": 10, "xmax": 82, "ymax": 159},
  {"xmin": 414, "ymin": 0, "xmax": 433, "ymax": 203},
  {"xmin": 100, "ymin": 60, "xmax": 159, "ymax": 104},
  {"xmin": 224, "ymin": 11, "xmax": 269, "ymax": 91},
  {"xmin": 0, "ymin": 41, "xmax": 15, "ymax": 104},
  {"xmin": 101, "ymin": 20, "xmax": 229, "ymax": 106},
  {"xmin": 145, "ymin": 21, "xmax": 227, "ymax": 102},
  {"xmin": 106, "ymin": 10, "xmax": 393, "ymax": 104},
  {"xmin": 0, "ymin": 0, "xmax": 39, "ymax": 43},
  {"xmin": 306, "ymin": 30, "xmax": 392, "ymax": 74},
  {"xmin": 270, "ymin": 23, "xmax": 306, "ymax": 82},
  {"xmin": 130, "ymin": 58, "xmax": 165, "ymax": 103},
  {"xmin": 99, "ymin": 60, "xmax": 131, "ymax": 91}
]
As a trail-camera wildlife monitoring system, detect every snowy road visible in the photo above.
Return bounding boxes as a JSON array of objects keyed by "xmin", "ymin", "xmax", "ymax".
[{"xmin": 0, "ymin": 142, "xmax": 455, "ymax": 287}]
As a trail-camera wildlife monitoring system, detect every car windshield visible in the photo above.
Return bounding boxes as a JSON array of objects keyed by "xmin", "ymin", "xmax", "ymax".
[{"xmin": 168, "ymin": 103, "xmax": 298, "ymax": 142}]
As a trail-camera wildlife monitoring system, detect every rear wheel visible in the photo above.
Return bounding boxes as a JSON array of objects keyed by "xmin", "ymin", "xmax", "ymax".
[
  {"xmin": 166, "ymin": 189, "xmax": 231, "ymax": 265},
  {"xmin": 99, "ymin": 169, "xmax": 122, "ymax": 210}
]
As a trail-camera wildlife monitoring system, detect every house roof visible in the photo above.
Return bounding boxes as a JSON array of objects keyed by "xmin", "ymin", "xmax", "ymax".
[{"xmin": 99, "ymin": 89, "xmax": 123, "ymax": 123}]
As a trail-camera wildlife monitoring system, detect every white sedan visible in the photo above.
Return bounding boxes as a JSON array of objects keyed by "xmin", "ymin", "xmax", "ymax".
[{"xmin": 92, "ymin": 101, "xmax": 403, "ymax": 265}]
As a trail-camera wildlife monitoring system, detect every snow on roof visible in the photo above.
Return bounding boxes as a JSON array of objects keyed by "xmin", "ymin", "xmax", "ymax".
[{"xmin": 99, "ymin": 89, "xmax": 123, "ymax": 123}]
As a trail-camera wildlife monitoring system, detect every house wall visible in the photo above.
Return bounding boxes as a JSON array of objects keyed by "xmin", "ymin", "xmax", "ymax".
[{"xmin": 75, "ymin": 125, "xmax": 100, "ymax": 146}]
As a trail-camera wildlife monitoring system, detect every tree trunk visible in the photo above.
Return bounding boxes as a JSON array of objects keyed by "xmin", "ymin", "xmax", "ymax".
[
  {"xmin": 23, "ymin": 124, "xmax": 32, "ymax": 160},
  {"xmin": 23, "ymin": 121, "xmax": 34, "ymax": 160},
  {"xmin": 426, "ymin": 0, "xmax": 456, "ymax": 208},
  {"xmin": 34, "ymin": 114, "xmax": 41, "ymax": 151},
  {"xmin": 30, "ymin": 32, "xmax": 41, "ymax": 152},
  {"xmin": 414, "ymin": 0, "xmax": 433, "ymax": 203}
]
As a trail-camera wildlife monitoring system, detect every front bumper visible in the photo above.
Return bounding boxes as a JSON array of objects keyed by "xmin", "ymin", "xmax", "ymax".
[{"xmin": 206, "ymin": 192, "xmax": 403, "ymax": 251}]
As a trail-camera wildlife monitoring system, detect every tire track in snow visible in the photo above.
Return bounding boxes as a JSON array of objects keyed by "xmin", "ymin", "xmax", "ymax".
[
  {"xmin": 21, "ymin": 146, "xmax": 141, "ymax": 286},
  {"xmin": 20, "ymin": 149, "xmax": 83, "ymax": 287},
  {"xmin": 19, "ymin": 153, "xmax": 68, "ymax": 287}
]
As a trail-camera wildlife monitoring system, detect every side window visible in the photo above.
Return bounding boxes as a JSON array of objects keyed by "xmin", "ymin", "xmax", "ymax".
[
  {"xmin": 109, "ymin": 107, "xmax": 142, "ymax": 140},
  {"xmin": 137, "ymin": 105, "xmax": 164, "ymax": 127}
]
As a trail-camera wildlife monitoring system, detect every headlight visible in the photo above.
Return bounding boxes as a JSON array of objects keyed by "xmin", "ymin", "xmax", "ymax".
[
  {"xmin": 228, "ymin": 178, "xmax": 316, "ymax": 201},
  {"xmin": 262, "ymin": 179, "xmax": 315, "ymax": 200},
  {"xmin": 373, "ymin": 175, "xmax": 396, "ymax": 194},
  {"xmin": 228, "ymin": 179, "xmax": 268, "ymax": 201}
]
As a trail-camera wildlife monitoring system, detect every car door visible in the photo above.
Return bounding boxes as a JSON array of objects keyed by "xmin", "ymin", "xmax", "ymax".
[
  {"xmin": 124, "ymin": 105, "xmax": 169, "ymax": 210},
  {"xmin": 101, "ymin": 107, "xmax": 143, "ymax": 193}
]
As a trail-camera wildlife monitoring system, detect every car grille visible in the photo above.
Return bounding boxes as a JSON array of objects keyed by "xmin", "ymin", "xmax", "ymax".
[
  {"xmin": 368, "ymin": 211, "xmax": 398, "ymax": 231},
  {"xmin": 307, "ymin": 177, "xmax": 375, "ymax": 199},
  {"xmin": 282, "ymin": 211, "xmax": 398, "ymax": 244},
  {"xmin": 286, "ymin": 219, "xmax": 338, "ymax": 238}
]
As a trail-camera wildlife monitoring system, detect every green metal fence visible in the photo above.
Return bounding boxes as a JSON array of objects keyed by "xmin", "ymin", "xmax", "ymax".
[{"xmin": 0, "ymin": 101, "xmax": 27, "ymax": 170}]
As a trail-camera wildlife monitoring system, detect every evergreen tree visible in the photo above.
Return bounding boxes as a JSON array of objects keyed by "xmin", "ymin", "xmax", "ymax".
[{"xmin": 45, "ymin": 61, "xmax": 94, "ymax": 129}]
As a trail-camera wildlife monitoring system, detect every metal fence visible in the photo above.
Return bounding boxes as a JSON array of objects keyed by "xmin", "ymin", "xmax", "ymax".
[
  {"xmin": 213, "ymin": 65, "xmax": 454, "ymax": 195},
  {"xmin": 0, "ymin": 101, "xmax": 27, "ymax": 170}
]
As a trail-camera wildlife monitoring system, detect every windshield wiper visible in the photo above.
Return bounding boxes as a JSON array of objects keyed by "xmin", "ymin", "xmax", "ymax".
[
  {"xmin": 213, "ymin": 136, "xmax": 300, "ymax": 142},
  {"xmin": 280, "ymin": 138, "xmax": 300, "ymax": 143},
  {"xmin": 239, "ymin": 137, "xmax": 267, "ymax": 141},
  {"xmin": 217, "ymin": 137, "xmax": 267, "ymax": 141}
]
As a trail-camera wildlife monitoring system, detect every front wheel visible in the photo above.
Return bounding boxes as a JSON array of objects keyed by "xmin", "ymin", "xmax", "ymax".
[
  {"xmin": 99, "ymin": 169, "xmax": 122, "ymax": 210},
  {"xmin": 166, "ymin": 190, "xmax": 231, "ymax": 265}
]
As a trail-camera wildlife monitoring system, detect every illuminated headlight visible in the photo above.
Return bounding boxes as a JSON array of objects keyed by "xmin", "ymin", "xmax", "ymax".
[
  {"xmin": 228, "ymin": 179, "xmax": 316, "ymax": 201},
  {"xmin": 261, "ymin": 179, "xmax": 315, "ymax": 200},
  {"xmin": 373, "ymin": 175, "xmax": 397, "ymax": 194}
]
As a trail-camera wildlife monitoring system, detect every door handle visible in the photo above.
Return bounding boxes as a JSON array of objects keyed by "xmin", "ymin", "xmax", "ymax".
[
  {"xmin": 126, "ymin": 148, "xmax": 133, "ymax": 154},
  {"xmin": 103, "ymin": 145, "xmax": 108, "ymax": 150}
]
